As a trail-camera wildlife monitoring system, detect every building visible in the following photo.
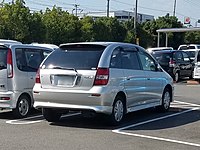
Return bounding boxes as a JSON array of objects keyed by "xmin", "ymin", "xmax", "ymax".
[{"xmin": 79, "ymin": 10, "xmax": 154, "ymax": 23}]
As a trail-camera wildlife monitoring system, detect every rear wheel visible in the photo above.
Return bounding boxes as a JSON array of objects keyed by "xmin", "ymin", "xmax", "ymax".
[
  {"xmin": 109, "ymin": 96, "xmax": 125, "ymax": 125},
  {"xmin": 157, "ymin": 88, "xmax": 171, "ymax": 112},
  {"xmin": 42, "ymin": 108, "xmax": 62, "ymax": 122},
  {"xmin": 12, "ymin": 95, "xmax": 31, "ymax": 118}
]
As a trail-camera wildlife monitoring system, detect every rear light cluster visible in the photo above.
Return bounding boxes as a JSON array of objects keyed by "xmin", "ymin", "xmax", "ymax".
[
  {"xmin": 35, "ymin": 69, "xmax": 41, "ymax": 83},
  {"xmin": 93, "ymin": 68, "xmax": 109, "ymax": 86},
  {"xmin": 169, "ymin": 58, "xmax": 175, "ymax": 67},
  {"xmin": 7, "ymin": 48, "xmax": 13, "ymax": 78}
]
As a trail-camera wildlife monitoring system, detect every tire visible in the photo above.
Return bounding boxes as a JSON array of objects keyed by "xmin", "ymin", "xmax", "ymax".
[
  {"xmin": 42, "ymin": 108, "xmax": 61, "ymax": 122},
  {"xmin": 109, "ymin": 96, "xmax": 125, "ymax": 126},
  {"xmin": 12, "ymin": 95, "xmax": 31, "ymax": 118},
  {"xmin": 174, "ymin": 72, "xmax": 179, "ymax": 83},
  {"xmin": 157, "ymin": 88, "xmax": 171, "ymax": 112}
]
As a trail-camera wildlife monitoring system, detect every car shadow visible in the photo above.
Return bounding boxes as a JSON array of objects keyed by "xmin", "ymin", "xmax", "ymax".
[
  {"xmin": 0, "ymin": 108, "xmax": 41, "ymax": 120},
  {"xmin": 49, "ymin": 107, "xmax": 200, "ymax": 130}
]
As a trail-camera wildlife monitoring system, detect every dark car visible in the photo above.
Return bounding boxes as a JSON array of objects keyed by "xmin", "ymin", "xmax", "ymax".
[{"xmin": 151, "ymin": 50, "xmax": 193, "ymax": 82}]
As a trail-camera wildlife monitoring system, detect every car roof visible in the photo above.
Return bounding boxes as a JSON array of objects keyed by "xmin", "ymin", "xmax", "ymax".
[
  {"xmin": 59, "ymin": 42, "xmax": 139, "ymax": 48},
  {"xmin": 152, "ymin": 50, "xmax": 179, "ymax": 53},
  {"xmin": 29, "ymin": 43, "xmax": 59, "ymax": 50},
  {"xmin": 147, "ymin": 47, "xmax": 173, "ymax": 51}
]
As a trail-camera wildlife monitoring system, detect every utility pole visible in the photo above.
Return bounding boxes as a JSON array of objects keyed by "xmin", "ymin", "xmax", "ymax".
[
  {"xmin": 74, "ymin": 4, "xmax": 79, "ymax": 16},
  {"xmin": 107, "ymin": 0, "xmax": 110, "ymax": 17},
  {"xmin": 173, "ymin": 0, "xmax": 177, "ymax": 16},
  {"xmin": 134, "ymin": 0, "xmax": 138, "ymax": 44}
]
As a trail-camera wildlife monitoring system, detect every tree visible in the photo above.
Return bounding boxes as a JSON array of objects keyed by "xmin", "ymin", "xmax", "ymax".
[
  {"xmin": 79, "ymin": 16, "xmax": 95, "ymax": 42},
  {"xmin": 42, "ymin": 6, "xmax": 82, "ymax": 45},
  {"xmin": 142, "ymin": 14, "xmax": 184, "ymax": 48},
  {"xmin": 93, "ymin": 17, "xmax": 126, "ymax": 42}
]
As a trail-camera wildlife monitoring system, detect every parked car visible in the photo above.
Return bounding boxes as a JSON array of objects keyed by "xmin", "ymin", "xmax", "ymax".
[
  {"xmin": 0, "ymin": 43, "xmax": 55, "ymax": 118},
  {"xmin": 178, "ymin": 44, "xmax": 200, "ymax": 50},
  {"xmin": 151, "ymin": 50, "xmax": 193, "ymax": 82},
  {"xmin": 147, "ymin": 47, "xmax": 173, "ymax": 53},
  {"xmin": 192, "ymin": 50, "xmax": 200, "ymax": 80},
  {"xmin": 33, "ymin": 42, "xmax": 174, "ymax": 125},
  {"xmin": 182, "ymin": 49, "xmax": 197, "ymax": 61}
]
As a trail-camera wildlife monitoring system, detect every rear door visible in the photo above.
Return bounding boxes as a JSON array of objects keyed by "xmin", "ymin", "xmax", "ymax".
[
  {"xmin": 0, "ymin": 46, "xmax": 8, "ymax": 92},
  {"xmin": 24, "ymin": 48, "xmax": 46, "ymax": 90},
  {"xmin": 40, "ymin": 44, "xmax": 105, "ymax": 91}
]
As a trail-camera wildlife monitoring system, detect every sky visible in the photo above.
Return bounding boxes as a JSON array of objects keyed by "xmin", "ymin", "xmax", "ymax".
[{"xmin": 3, "ymin": 0, "xmax": 200, "ymax": 26}]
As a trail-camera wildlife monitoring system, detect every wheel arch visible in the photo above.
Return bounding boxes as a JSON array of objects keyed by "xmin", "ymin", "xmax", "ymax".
[
  {"xmin": 114, "ymin": 91, "xmax": 127, "ymax": 113},
  {"xmin": 17, "ymin": 92, "xmax": 32, "ymax": 107},
  {"xmin": 164, "ymin": 84, "xmax": 173, "ymax": 102}
]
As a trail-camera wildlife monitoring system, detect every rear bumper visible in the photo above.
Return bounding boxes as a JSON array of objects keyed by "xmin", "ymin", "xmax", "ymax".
[
  {"xmin": 34, "ymin": 102, "xmax": 113, "ymax": 114},
  {"xmin": 0, "ymin": 91, "xmax": 18, "ymax": 109},
  {"xmin": 33, "ymin": 84, "xmax": 116, "ymax": 115}
]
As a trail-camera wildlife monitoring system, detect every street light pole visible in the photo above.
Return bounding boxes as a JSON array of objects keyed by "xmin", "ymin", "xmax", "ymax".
[{"xmin": 134, "ymin": 0, "xmax": 138, "ymax": 43}]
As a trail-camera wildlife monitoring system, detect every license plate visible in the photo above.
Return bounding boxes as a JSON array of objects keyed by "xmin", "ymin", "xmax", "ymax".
[{"xmin": 51, "ymin": 75, "xmax": 76, "ymax": 86}]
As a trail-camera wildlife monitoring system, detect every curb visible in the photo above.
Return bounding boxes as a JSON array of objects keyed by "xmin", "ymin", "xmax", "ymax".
[{"xmin": 187, "ymin": 80, "xmax": 199, "ymax": 85}]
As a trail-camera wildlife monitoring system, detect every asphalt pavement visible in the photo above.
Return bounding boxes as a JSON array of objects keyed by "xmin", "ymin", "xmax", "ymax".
[{"xmin": 0, "ymin": 82, "xmax": 200, "ymax": 150}]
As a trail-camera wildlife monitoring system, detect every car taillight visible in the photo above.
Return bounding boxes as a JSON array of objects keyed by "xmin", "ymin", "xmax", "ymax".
[
  {"xmin": 169, "ymin": 58, "xmax": 175, "ymax": 67},
  {"xmin": 35, "ymin": 69, "xmax": 41, "ymax": 83},
  {"xmin": 93, "ymin": 68, "xmax": 109, "ymax": 86},
  {"xmin": 7, "ymin": 48, "xmax": 13, "ymax": 78}
]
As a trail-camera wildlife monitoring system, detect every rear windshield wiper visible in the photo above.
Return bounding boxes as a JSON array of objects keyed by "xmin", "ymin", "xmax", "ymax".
[{"xmin": 51, "ymin": 66, "xmax": 77, "ymax": 72}]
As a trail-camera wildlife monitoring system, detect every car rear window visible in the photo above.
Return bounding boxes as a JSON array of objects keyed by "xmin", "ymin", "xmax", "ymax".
[
  {"xmin": 152, "ymin": 52, "xmax": 172, "ymax": 62},
  {"xmin": 43, "ymin": 44, "xmax": 106, "ymax": 70},
  {"xmin": 0, "ymin": 48, "xmax": 8, "ymax": 70}
]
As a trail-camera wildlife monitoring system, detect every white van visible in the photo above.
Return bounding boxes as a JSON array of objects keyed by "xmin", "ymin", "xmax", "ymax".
[{"xmin": 0, "ymin": 43, "xmax": 54, "ymax": 118}]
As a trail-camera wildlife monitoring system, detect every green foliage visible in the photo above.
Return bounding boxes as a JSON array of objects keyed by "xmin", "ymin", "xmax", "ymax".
[
  {"xmin": 42, "ymin": 6, "xmax": 81, "ymax": 45},
  {"xmin": 0, "ymin": 2, "xmax": 198, "ymax": 48},
  {"xmin": 93, "ymin": 17, "xmax": 126, "ymax": 42},
  {"xmin": 142, "ymin": 14, "xmax": 184, "ymax": 48},
  {"xmin": 184, "ymin": 32, "xmax": 200, "ymax": 44}
]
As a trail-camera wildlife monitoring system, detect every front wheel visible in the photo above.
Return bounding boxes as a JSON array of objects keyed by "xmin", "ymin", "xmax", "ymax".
[
  {"xmin": 109, "ymin": 96, "xmax": 125, "ymax": 125},
  {"xmin": 42, "ymin": 108, "xmax": 62, "ymax": 122},
  {"xmin": 157, "ymin": 88, "xmax": 171, "ymax": 112},
  {"xmin": 174, "ymin": 72, "xmax": 179, "ymax": 82},
  {"xmin": 12, "ymin": 95, "xmax": 31, "ymax": 118}
]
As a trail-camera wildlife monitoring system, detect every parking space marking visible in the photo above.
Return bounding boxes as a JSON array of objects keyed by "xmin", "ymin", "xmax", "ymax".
[
  {"xmin": 112, "ymin": 101, "xmax": 200, "ymax": 148},
  {"xmin": 6, "ymin": 112, "xmax": 81, "ymax": 125},
  {"xmin": 6, "ymin": 115, "xmax": 44, "ymax": 125}
]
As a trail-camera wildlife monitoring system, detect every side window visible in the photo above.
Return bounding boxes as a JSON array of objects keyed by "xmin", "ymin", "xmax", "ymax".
[
  {"xmin": 15, "ymin": 49, "xmax": 27, "ymax": 71},
  {"xmin": 121, "ymin": 51, "xmax": 141, "ymax": 70},
  {"xmin": 182, "ymin": 52, "xmax": 190, "ymax": 62},
  {"xmin": 138, "ymin": 51, "xmax": 157, "ymax": 71},
  {"xmin": 25, "ymin": 49, "xmax": 43, "ymax": 72},
  {"xmin": 110, "ymin": 47, "xmax": 122, "ymax": 68},
  {"xmin": 175, "ymin": 52, "xmax": 183, "ymax": 62},
  {"xmin": 43, "ymin": 50, "xmax": 52, "ymax": 58}
]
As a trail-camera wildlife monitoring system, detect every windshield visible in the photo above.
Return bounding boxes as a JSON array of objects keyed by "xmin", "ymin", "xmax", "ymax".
[
  {"xmin": 151, "ymin": 52, "xmax": 172, "ymax": 62},
  {"xmin": 43, "ymin": 45, "xmax": 105, "ymax": 70}
]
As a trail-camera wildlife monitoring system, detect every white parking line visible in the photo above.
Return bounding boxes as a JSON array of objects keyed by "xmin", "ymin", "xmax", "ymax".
[
  {"xmin": 6, "ymin": 115, "xmax": 44, "ymax": 125},
  {"xmin": 113, "ymin": 106, "xmax": 200, "ymax": 147},
  {"xmin": 6, "ymin": 112, "xmax": 81, "ymax": 125}
]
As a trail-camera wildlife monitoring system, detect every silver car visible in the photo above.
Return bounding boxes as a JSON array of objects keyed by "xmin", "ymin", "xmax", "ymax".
[
  {"xmin": 0, "ymin": 42, "xmax": 55, "ymax": 118},
  {"xmin": 33, "ymin": 42, "xmax": 174, "ymax": 125}
]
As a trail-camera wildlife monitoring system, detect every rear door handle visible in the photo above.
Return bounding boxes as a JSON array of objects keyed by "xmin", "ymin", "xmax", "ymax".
[{"xmin": 147, "ymin": 78, "xmax": 150, "ymax": 80}]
